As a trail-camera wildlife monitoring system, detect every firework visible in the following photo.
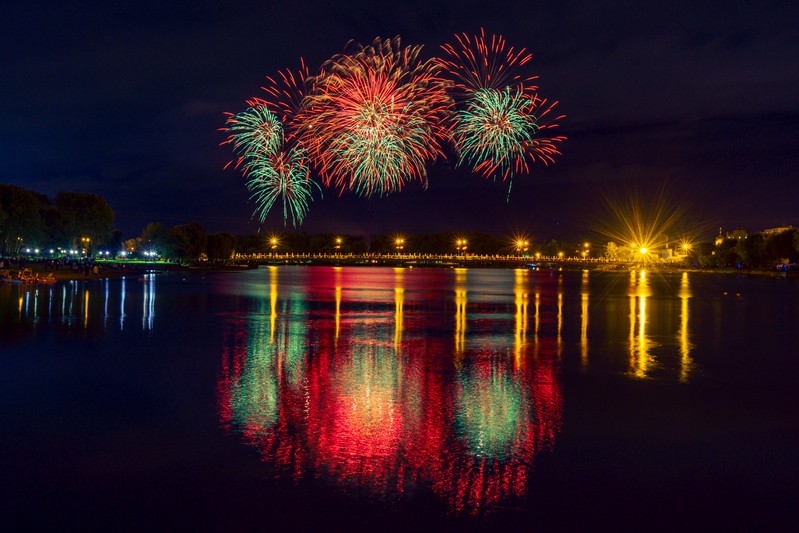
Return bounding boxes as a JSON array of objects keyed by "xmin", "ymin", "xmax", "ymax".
[
  {"xmin": 224, "ymin": 32, "xmax": 565, "ymax": 223},
  {"xmin": 222, "ymin": 104, "xmax": 284, "ymax": 171},
  {"xmin": 260, "ymin": 59, "xmax": 313, "ymax": 140},
  {"xmin": 246, "ymin": 147, "xmax": 321, "ymax": 227},
  {"xmin": 438, "ymin": 28, "xmax": 538, "ymax": 97},
  {"xmin": 453, "ymin": 88, "xmax": 564, "ymax": 183},
  {"xmin": 439, "ymin": 30, "xmax": 564, "ymax": 191},
  {"xmin": 299, "ymin": 36, "xmax": 452, "ymax": 197}
]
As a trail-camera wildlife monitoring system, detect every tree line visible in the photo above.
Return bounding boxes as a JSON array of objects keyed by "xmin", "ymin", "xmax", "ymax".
[
  {"xmin": 0, "ymin": 184, "xmax": 115, "ymax": 256},
  {"xmin": 6, "ymin": 183, "xmax": 795, "ymax": 268},
  {"xmin": 697, "ymin": 230, "xmax": 799, "ymax": 269}
]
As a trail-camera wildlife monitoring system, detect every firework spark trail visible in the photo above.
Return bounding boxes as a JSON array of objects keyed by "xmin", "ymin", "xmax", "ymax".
[
  {"xmin": 221, "ymin": 105, "xmax": 284, "ymax": 172},
  {"xmin": 223, "ymin": 62, "xmax": 323, "ymax": 226},
  {"xmin": 437, "ymin": 29, "xmax": 538, "ymax": 98},
  {"xmin": 246, "ymin": 147, "xmax": 320, "ymax": 227},
  {"xmin": 454, "ymin": 88, "xmax": 563, "ymax": 183},
  {"xmin": 300, "ymin": 36, "xmax": 452, "ymax": 197},
  {"xmin": 261, "ymin": 59, "xmax": 313, "ymax": 143},
  {"xmin": 439, "ymin": 29, "xmax": 565, "ymax": 194}
]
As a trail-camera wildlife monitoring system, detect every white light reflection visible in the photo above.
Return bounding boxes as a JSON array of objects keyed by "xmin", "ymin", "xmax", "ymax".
[
  {"xmin": 120, "ymin": 277, "xmax": 126, "ymax": 330},
  {"xmin": 142, "ymin": 274, "xmax": 155, "ymax": 331}
]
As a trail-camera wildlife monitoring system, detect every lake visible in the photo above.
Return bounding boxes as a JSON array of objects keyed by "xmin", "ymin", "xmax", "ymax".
[{"xmin": 2, "ymin": 266, "xmax": 798, "ymax": 530}]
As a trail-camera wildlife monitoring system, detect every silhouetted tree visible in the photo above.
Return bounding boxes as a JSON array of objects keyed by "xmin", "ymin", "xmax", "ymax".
[
  {"xmin": 168, "ymin": 222, "xmax": 207, "ymax": 260},
  {"xmin": 140, "ymin": 222, "xmax": 170, "ymax": 256},
  {"xmin": 207, "ymin": 233, "xmax": 236, "ymax": 260},
  {"xmin": 54, "ymin": 192, "xmax": 114, "ymax": 251},
  {"xmin": 0, "ymin": 184, "xmax": 44, "ymax": 255}
]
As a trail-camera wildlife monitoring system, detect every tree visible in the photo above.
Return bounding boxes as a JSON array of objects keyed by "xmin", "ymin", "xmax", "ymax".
[
  {"xmin": 54, "ymin": 192, "xmax": 115, "ymax": 251},
  {"xmin": 767, "ymin": 229, "xmax": 799, "ymax": 264},
  {"xmin": 741, "ymin": 233, "xmax": 767, "ymax": 267},
  {"xmin": 168, "ymin": 222, "xmax": 207, "ymax": 261},
  {"xmin": 140, "ymin": 222, "xmax": 169, "ymax": 255},
  {"xmin": 604, "ymin": 242, "xmax": 621, "ymax": 261},
  {"xmin": 0, "ymin": 184, "xmax": 44, "ymax": 255},
  {"xmin": 207, "ymin": 233, "xmax": 236, "ymax": 260}
]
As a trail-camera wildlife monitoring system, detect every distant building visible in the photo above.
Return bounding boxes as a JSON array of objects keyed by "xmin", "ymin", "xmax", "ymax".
[
  {"xmin": 714, "ymin": 227, "xmax": 748, "ymax": 246},
  {"xmin": 714, "ymin": 228, "xmax": 725, "ymax": 247},
  {"xmin": 761, "ymin": 226, "xmax": 793, "ymax": 236}
]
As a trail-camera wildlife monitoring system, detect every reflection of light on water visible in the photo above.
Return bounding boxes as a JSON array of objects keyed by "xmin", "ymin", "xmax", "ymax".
[
  {"xmin": 103, "ymin": 280, "xmax": 109, "ymax": 330},
  {"xmin": 142, "ymin": 274, "xmax": 155, "ymax": 331},
  {"xmin": 217, "ymin": 266, "xmax": 565, "ymax": 515},
  {"xmin": 455, "ymin": 268, "xmax": 467, "ymax": 354},
  {"xmin": 557, "ymin": 276, "xmax": 563, "ymax": 357},
  {"xmin": 269, "ymin": 266, "xmax": 278, "ymax": 343},
  {"xmin": 533, "ymin": 291, "xmax": 540, "ymax": 358},
  {"xmin": 514, "ymin": 269, "xmax": 528, "ymax": 367},
  {"xmin": 311, "ymin": 341, "xmax": 411, "ymax": 492},
  {"xmin": 334, "ymin": 267, "xmax": 342, "ymax": 343},
  {"xmin": 628, "ymin": 269, "xmax": 653, "ymax": 378},
  {"xmin": 394, "ymin": 268, "xmax": 405, "ymax": 349},
  {"xmin": 456, "ymin": 363, "xmax": 526, "ymax": 460},
  {"xmin": 232, "ymin": 314, "xmax": 280, "ymax": 434},
  {"xmin": 581, "ymin": 270, "xmax": 589, "ymax": 370},
  {"xmin": 83, "ymin": 289, "xmax": 89, "ymax": 329},
  {"xmin": 679, "ymin": 272, "xmax": 694, "ymax": 382},
  {"xmin": 120, "ymin": 277, "xmax": 126, "ymax": 330}
]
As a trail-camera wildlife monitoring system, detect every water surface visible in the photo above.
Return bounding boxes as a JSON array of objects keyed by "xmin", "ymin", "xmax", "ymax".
[{"xmin": 2, "ymin": 267, "xmax": 798, "ymax": 529}]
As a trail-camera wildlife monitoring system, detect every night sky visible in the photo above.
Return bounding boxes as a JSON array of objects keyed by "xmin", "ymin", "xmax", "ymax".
[{"xmin": 3, "ymin": 0, "xmax": 797, "ymax": 242}]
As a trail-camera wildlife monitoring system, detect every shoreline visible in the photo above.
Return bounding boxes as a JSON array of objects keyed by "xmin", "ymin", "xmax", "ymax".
[{"xmin": 2, "ymin": 260, "xmax": 794, "ymax": 283}]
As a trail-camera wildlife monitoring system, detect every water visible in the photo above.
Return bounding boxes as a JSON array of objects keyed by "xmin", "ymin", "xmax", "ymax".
[{"xmin": 2, "ymin": 267, "xmax": 798, "ymax": 529}]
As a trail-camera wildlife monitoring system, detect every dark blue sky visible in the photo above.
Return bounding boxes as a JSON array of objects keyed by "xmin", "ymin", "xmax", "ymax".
[{"xmin": 3, "ymin": 0, "xmax": 797, "ymax": 241}]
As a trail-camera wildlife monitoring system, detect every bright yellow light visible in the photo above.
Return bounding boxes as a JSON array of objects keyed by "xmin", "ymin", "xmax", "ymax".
[
  {"xmin": 639, "ymin": 247, "xmax": 647, "ymax": 255},
  {"xmin": 335, "ymin": 237, "xmax": 342, "ymax": 245}
]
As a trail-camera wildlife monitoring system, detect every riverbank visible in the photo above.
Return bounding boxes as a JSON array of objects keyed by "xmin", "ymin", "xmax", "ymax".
[{"xmin": 3, "ymin": 260, "xmax": 795, "ymax": 283}]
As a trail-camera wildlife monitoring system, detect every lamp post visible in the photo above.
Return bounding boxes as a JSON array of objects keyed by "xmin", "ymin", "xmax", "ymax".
[
  {"xmin": 394, "ymin": 237, "xmax": 405, "ymax": 256},
  {"xmin": 270, "ymin": 237, "xmax": 279, "ymax": 257},
  {"xmin": 335, "ymin": 237, "xmax": 342, "ymax": 255},
  {"xmin": 515, "ymin": 239, "xmax": 529, "ymax": 257},
  {"xmin": 455, "ymin": 238, "xmax": 468, "ymax": 256}
]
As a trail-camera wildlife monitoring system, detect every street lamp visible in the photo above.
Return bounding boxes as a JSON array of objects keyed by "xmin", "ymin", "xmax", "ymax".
[
  {"xmin": 270, "ymin": 237, "xmax": 279, "ymax": 256},
  {"xmin": 515, "ymin": 239, "xmax": 529, "ymax": 256},
  {"xmin": 455, "ymin": 238, "xmax": 467, "ymax": 255},
  {"xmin": 335, "ymin": 237, "xmax": 342, "ymax": 254},
  {"xmin": 394, "ymin": 236, "xmax": 405, "ymax": 255}
]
